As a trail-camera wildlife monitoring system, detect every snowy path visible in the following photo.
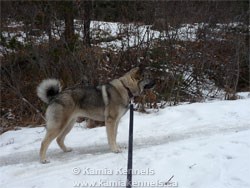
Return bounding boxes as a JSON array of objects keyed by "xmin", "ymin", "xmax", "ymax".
[
  {"xmin": 0, "ymin": 95, "xmax": 250, "ymax": 188},
  {"xmin": 0, "ymin": 122, "xmax": 249, "ymax": 167}
]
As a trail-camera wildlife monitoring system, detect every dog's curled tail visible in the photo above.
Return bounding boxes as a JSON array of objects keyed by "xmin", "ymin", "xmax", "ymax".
[{"xmin": 37, "ymin": 79, "xmax": 62, "ymax": 104}]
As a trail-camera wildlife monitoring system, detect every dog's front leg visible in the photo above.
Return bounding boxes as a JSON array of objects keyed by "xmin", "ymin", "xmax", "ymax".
[{"xmin": 105, "ymin": 117, "xmax": 121, "ymax": 153}]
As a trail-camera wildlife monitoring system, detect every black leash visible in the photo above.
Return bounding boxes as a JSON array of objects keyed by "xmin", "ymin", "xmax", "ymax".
[{"xmin": 126, "ymin": 103, "xmax": 134, "ymax": 188}]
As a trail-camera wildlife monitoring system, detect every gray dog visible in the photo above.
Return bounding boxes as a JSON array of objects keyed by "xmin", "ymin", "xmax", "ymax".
[{"xmin": 37, "ymin": 67, "xmax": 155, "ymax": 163}]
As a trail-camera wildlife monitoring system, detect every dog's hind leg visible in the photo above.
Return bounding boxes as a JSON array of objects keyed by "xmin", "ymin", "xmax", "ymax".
[
  {"xmin": 56, "ymin": 119, "xmax": 75, "ymax": 152},
  {"xmin": 40, "ymin": 126, "xmax": 61, "ymax": 164}
]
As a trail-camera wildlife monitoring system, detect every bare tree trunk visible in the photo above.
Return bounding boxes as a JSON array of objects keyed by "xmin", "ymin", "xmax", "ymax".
[
  {"xmin": 83, "ymin": 0, "xmax": 92, "ymax": 47},
  {"xmin": 43, "ymin": 2, "xmax": 52, "ymax": 48},
  {"xmin": 234, "ymin": 40, "xmax": 241, "ymax": 95},
  {"xmin": 64, "ymin": 1, "xmax": 74, "ymax": 46}
]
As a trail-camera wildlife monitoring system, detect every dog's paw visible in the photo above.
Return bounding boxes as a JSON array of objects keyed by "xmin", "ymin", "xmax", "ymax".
[
  {"xmin": 40, "ymin": 159, "xmax": 50, "ymax": 164},
  {"xmin": 64, "ymin": 147, "xmax": 73, "ymax": 152},
  {"xmin": 112, "ymin": 146, "xmax": 122, "ymax": 153}
]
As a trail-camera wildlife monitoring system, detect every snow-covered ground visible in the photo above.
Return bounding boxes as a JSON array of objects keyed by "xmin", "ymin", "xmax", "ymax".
[{"xmin": 0, "ymin": 93, "xmax": 250, "ymax": 188}]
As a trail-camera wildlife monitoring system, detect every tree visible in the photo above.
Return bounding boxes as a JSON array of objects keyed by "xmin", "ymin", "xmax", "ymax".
[
  {"xmin": 62, "ymin": 1, "xmax": 75, "ymax": 47},
  {"xmin": 83, "ymin": 0, "xmax": 92, "ymax": 47}
]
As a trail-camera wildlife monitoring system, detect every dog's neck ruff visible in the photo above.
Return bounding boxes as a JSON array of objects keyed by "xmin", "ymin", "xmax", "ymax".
[
  {"xmin": 120, "ymin": 80, "xmax": 134, "ymax": 99},
  {"xmin": 101, "ymin": 85, "xmax": 109, "ymax": 106}
]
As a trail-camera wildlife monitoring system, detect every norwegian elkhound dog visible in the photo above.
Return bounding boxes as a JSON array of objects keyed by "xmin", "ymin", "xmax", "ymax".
[{"xmin": 37, "ymin": 67, "xmax": 155, "ymax": 163}]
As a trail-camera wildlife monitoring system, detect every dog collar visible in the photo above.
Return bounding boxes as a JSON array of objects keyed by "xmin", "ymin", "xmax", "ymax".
[{"xmin": 120, "ymin": 81, "xmax": 134, "ymax": 99}]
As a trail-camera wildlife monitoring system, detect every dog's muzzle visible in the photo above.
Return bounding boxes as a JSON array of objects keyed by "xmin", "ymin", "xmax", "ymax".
[{"xmin": 144, "ymin": 80, "xmax": 156, "ymax": 89}]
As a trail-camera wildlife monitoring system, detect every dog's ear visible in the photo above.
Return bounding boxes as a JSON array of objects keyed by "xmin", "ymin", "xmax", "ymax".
[
  {"xmin": 131, "ymin": 64, "xmax": 144, "ymax": 80},
  {"xmin": 129, "ymin": 64, "xmax": 145, "ymax": 79}
]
